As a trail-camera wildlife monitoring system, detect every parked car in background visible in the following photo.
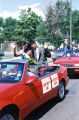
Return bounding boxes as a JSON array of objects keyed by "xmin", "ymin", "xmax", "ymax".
[
  {"xmin": 0, "ymin": 51, "xmax": 4, "ymax": 56},
  {"xmin": 52, "ymin": 48, "xmax": 65, "ymax": 61},
  {"xmin": 0, "ymin": 60, "xmax": 69, "ymax": 120},
  {"xmin": 54, "ymin": 50, "xmax": 79, "ymax": 74}
]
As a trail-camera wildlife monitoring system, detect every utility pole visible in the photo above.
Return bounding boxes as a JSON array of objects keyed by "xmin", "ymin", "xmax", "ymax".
[{"xmin": 70, "ymin": 0, "xmax": 72, "ymax": 45}]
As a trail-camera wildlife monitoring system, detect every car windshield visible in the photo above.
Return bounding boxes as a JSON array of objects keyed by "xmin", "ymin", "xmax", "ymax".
[
  {"xmin": 56, "ymin": 48, "xmax": 64, "ymax": 53},
  {"xmin": 0, "ymin": 62, "xmax": 24, "ymax": 83},
  {"xmin": 63, "ymin": 50, "xmax": 79, "ymax": 57}
]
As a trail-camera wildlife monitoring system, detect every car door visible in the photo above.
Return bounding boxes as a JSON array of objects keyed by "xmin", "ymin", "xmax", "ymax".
[
  {"xmin": 23, "ymin": 69, "xmax": 54, "ymax": 105},
  {"xmin": 23, "ymin": 75, "xmax": 43, "ymax": 104},
  {"xmin": 39, "ymin": 66, "xmax": 59, "ymax": 100},
  {"xmin": 22, "ymin": 65, "xmax": 54, "ymax": 105},
  {"xmin": 19, "ymin": 65, "xmax": 59, "ymax": 118},
  {"xmin": 41, "ymin": 66, "xmax": 60, "ymax": 97}
]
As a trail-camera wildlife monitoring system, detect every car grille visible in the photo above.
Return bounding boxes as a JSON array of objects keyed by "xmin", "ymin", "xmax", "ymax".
[{"xmin": 62, "ymin": 63, "xmax": 73, "ymax": 67}]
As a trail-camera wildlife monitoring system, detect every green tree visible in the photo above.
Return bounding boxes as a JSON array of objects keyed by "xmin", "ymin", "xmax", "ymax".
[
  {"xmin": 72, "ymin": 10, "xmax": 79, "ymax": 41},
  {"xmin": 0, "ymin": 17, "xmax": 18, "ymax": 42},
  {"xmin": 0, "ymin": 17, "xmax": 4, "ymax": 43},
  {"xmin": 36, "ymin": 19, "xmax": 52, "ymax": 43},
  {"xmin": 45, "ymin": 0, "xmax": 70, "ymax": 48},
  {"xmin": 0, "ymin": 17, "xmax": 3, "ymax": 27},
  {"xmin": 16, "ymin": 8, "xmax": 40, "ymax": 42}
]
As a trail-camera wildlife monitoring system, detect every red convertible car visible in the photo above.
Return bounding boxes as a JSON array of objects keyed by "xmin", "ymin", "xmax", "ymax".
[
  {"xmin": 0, "ymin": 60, "xmax": 69, "ymax": 120},
  {"xmin": 54, "ymin": 50, "xmax": 79, "ymax": 74}
]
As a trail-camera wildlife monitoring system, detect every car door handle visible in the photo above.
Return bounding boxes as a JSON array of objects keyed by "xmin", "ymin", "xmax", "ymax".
[{"xmin": 24, "ymin": 82, "xmax": 33, "ymax": 86}]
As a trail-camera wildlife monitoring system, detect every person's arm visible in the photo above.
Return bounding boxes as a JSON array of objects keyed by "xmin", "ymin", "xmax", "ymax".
[
  {"xmin": 14, "ymin": 47, "xmax": 20, "ymax": 57},
  {"xmin": 64, "ymin": 46, "xmax": 67, "ymax": 52}
]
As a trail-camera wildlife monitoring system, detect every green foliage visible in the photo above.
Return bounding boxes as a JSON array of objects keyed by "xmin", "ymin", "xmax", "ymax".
[
  {"xmin": 61, "ymin": 1, "xmax": 70, "ymax": 36},
  {"xmin": 72, "ymin": 10, "xmax": 79, "ymax": 41},
  {"xmin": 25, "ymin": 58, "xmax": 37, "ymax": 65},
  {"xmin": 45, "ymin": 0, "xmax": 70, "ymax": 48},
  {"xmin": 36, "ymin": 19, "xmax": 52, "ymax": 43},
  {"xmin": 0, "ymin": 17, "xmax": 3, "ymax": 27},
  {"xmin": 16, "ymin": 8, "xmax": 40, "ymax": 42},
  {"xmin": 3, "ymin": 17, "xmax": 17, "ymax": 28},
  {"xmin": 0, "ymin": 3, "xmax": 79, "ymax": 49},
  {"xmin": 53, "ymin": 35, "xmax": 64, "ymax": 48},
  {"xmin": 0, "ymin": 17, "xmax": 18, "ymax": 43},
  {"xmin": 0, "ymin": 17, "xmax": 4, "ymax": 43},
  {"xmin": 0, "ymin": 8, "xmax": 41, "ymax": 43}
]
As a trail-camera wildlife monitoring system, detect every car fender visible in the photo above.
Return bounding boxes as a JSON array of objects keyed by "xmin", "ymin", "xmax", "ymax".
[{"xmin": 58, "ymin": 66, "xmax": 69, "ymax": 87}]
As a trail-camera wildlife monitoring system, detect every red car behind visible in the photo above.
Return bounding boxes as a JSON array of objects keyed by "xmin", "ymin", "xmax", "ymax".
[
  {"xmin": 0, "ymin": 60, "xmax": 69, "ymax": 120},
  {"xmin": 54, "ymin": 50, "xmax": 79, "ymax": 74}
]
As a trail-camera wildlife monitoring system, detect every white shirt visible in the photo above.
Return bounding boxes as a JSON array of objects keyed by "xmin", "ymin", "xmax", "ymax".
[
  {"xmin": 19, "ymin": 50, "xmax": 30, "ymax": 59},
  {"xmin": 34, "ymin": 48, "xmax": 39, "ymax": 60}
]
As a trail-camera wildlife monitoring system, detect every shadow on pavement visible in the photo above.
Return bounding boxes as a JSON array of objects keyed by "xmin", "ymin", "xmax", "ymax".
[
  {"xmin": 65, "ymin": 89, "xmax": 69, "ymax": 96},
  {"xmin": 24, "ymin": 89, "xmax": 69, "ymax": 120},
  {"xmin": 68, "ymin": 74, "xmax": 79, "ymax": 79}
]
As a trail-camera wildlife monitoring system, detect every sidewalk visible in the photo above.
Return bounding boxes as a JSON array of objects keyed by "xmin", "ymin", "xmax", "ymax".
[{"xmin": 1, "ymin": 51, "xmax": 14, "ymax": 59}]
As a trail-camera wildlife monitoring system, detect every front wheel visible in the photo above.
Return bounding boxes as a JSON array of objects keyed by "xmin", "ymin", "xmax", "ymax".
[
  {"xmin": 1, "ymin": 114, "xmax": 15, "ymax": 120},
  {"xmin": 58, "ymin": 81, "xmax": 65, "ymax": 101}
]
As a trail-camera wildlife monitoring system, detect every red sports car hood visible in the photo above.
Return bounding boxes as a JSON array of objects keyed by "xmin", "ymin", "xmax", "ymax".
[
  {"xmin": 0, "ymin": 83, "xmax": 16, "ymax": 93},
  {"xmin": 54, "ymin": 57, "xmax": 79, "ymax": 64}
]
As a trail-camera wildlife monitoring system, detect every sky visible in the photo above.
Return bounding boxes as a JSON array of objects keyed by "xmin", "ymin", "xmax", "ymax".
[{"xmin": 0, "ymin": 0, "xmax": 79, "ymax": 19}]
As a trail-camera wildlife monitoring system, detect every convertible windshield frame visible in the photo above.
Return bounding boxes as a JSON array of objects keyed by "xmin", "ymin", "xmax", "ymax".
[{"xmin": 62, "ymin": 50, "xmax": 79, "ymax": 57}]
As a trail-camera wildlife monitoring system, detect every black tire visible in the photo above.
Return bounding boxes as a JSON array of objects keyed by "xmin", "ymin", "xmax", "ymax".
[
  {"xmin": 57, "ymin": 81, "xmax": 65, "ymax": 101},
  {"xmin": 1, "ymin": 114, "xmax": 15, "ymax": 120}
]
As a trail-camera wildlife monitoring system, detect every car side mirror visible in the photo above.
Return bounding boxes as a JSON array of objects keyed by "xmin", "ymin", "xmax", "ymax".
[{"xmin": 25, "ymin": 76, "xmax": 38, "ymax": 85}]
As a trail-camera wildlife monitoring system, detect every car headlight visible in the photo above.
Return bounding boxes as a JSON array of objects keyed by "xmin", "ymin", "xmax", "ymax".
[{"xmin": 74, "ymin": 64, "xmax": 79, "ymax": 67}]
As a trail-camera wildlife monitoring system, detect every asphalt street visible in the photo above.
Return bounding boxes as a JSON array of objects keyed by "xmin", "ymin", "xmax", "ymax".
[{"xmin": 24, "ymin": 76, "xmax": 79, "ymax": 120}]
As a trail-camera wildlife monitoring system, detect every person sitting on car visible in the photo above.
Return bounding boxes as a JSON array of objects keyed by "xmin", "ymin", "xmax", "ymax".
[
  {"xmin": 30, "ymin": 41, "xmax": 48, "ymax": 65},
  {"xmin": 14, "ymin": 42, "xmax": 33, "ymax": 59},
  {"xmin": 28, "ymin": 41, "xmax": 49, "ymax": 77},
  {"xmin": 73, "ymin": 42, "xmax": 79, "ymax": 50},
  {"xmin": 64, "ymin": 40, "xmax": 73, "ymax": 52}
]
